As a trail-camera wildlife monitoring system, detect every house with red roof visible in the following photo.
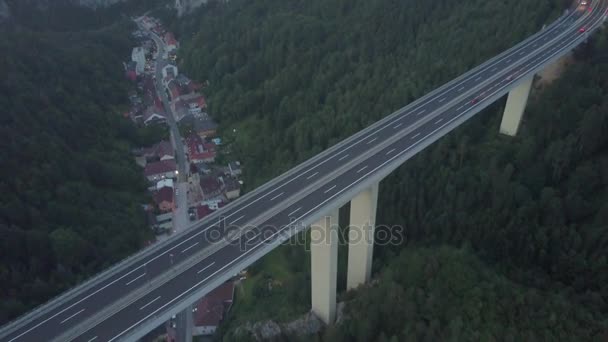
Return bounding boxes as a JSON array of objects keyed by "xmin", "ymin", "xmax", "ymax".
[
  {"xmin": 165, "ymin": 32, "xmax": 178, "ymax": 50},
  {"xmin": 144, "ymin": 159, "xmax": 178, "ymax": 182},
  {"xmin": 193, "ymin": 282, "xmax": 235, "ymax": 336},
  {"xmin": 142, "ymin": 140, "xmax": 174, "ymax": 163},
  {"xmin": 199, "ymin": 175, "xmax": 222, "ymax": 200},
  {"xmin": 154, "ymin": 186, "xmax": 174, "ymax": 213},
  {"xmin": 166, "ymin": 282, "xmax": 235, "ymax": 339},
  {"xmin": 196, "ymin": 204, "xmax": 213, "ymax": 220},
  {"xmin": 186, "ymin": 134, "xmax": 216, "ymax": 164}
]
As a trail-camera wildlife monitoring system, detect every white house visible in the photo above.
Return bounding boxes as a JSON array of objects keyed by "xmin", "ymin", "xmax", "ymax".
[
  {"xmin": 156, "ymin": 178, "xmax": 174, "ymax": 190},
  {"xmin": 162, "ymin": 64, "xmax": 178, "ymax": 80},
  {"xmin": 131, "ymin": 47, "xmax": 146, "ymax": 75}
]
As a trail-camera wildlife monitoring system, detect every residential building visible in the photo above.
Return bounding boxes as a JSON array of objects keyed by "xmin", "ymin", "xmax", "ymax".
[
  {"xmin": 192, "ymin": 162, "xmax": 211, "ymax": 175},
  {"xmin": 126, "ymin": 61, "xmax": 137, "ymax": 81},
  {"xmin": 199, "ymin": 176, "xmax": 222, "ymax": 200},
  {"xmin": 196, "ymin": 204, "xmax": 213, "ymax": 220},
  {"xmin": 143, "ymin": 140, "xmax": 174, "ymax": 163},
  {"xmin": 143, "ymin": 106, "xmax": 167, "ymax": 126},
  {"xmin": 178, "ymin": 93, "xmax": 206, "ymax": 113},
  {"xmin": 228, "ymin": 161, "xmax": 242, "ymax": 177},
  {"xmin": 164, "ymin": 32, "xmax": 178, "ymax": 51},
  {"xmin": 193, "ymin": 282, "xmax": 235, "ymax": 336},
  {"xmin": 180, "ymin": 112, "xmax": 218, "ymax": 138},
  {"xmin": 162, "ymin": 64, "xmax": 178, "ymax": 81},
  {"xmin": 156, "ymin": 212, "xmax": 173, "ymax": 232},
  {"xmin": 156, "ymin": 178, "xmax": 174, "ymax": 190},
  {"xmin": 186, "ymin": 134, "xmax": 216, "ymax": 164},
  {"xmin": 144, "ymin": 159, "xmax": 178, "ymax": 182},
  {"xmin": 154, "ymin": 186, "xmax": 175, "ymax": 212},
  {"xmin": 131, "ymin": 46, "xmax": 146, "ymax": 75},
  {"xmin": 223, "ymin": 178, "xmax": 241, "ymax": 200},
  {"xmin": 201, "ymin": 198, "xmax": 225, "ymax": 210}
]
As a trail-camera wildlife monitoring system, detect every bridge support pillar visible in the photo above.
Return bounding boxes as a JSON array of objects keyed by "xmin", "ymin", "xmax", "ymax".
[
  {"xmin": 347, "ymin": 184, "xmax": 379, "ymax": 290},
  {"xmin": 500, "ymin": 75, "xmax": 534, "ymax": 136},
  {"xmin": 310, "ymin": 210, "xmax": 339, "ymax": 324}
]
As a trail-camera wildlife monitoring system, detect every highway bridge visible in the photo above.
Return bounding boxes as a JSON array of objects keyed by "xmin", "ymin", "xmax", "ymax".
[{"xmin": 1, "ymin": 1, "xmax": 606, "ymax": 341}]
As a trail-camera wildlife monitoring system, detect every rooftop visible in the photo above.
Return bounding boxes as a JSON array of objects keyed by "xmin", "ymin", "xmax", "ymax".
[{"xmin": 144, "ymin": 159, "xmax": 177, "ymax": 177}]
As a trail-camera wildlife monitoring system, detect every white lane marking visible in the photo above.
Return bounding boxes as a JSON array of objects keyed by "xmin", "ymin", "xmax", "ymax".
[
  {"xmin": 338, "ymin": 154, "xmax": 349, "ymax": 161},
  {"xmin": 125, "ymin": 273, "xmax": 146, "ymax": 286},
  {"xmin": 458, "ymin": 86, "xmax": 465, "ymax": 91},
  {"xmin": 435, "ymin": 118, "xmax": 444, "ymax": 125},
  {"xmin": 366, "ymin": 137, "xmax": 378, "ymax": 144},
  {"xmin": 87, "ymin": 337, "xmax": 98, "ymax": 342},
  {"xmin": 357, "ymin": 166, "xmax": 368, "ymax": 174},
  {"xmin": 411, "ymin": 133, "xmax": 421, "ymax": 140},
  {"xmin": 393, "ymin": 122, "xmax": 403, "ymax": 129},
  {"xmin": 416, "ymin": 109, "xmax": 426, "ymax": 116},
  {"xmin": 506, "ymin": 58, "xmax": 511, "ymax": 63},
  {"xmin": 457, "ymin": 105, "xmax": 464, "ymax": 111},
  {"xmin": 181, "ymin": 242, "xmax": 199, "ymax": 254},
  {"xmin": 229, "ymin": 215, "xmax": 245, "ymax": 225},
  {"xmin": 475, "ymin": 76, "xmax": 482, "ymax": 81},
  {"xmin": 288, "ymin": 207, "xmax": 302, "ymax": 217},
  {"xmin": 438, "ymin": 97, "xmax": 446, "ymax": 103},
  {"xmin": 306, "ymin": 172, "xmax": 319, "ymax": 180},
  {"xmin": 139, "ymin": 296, "xmax": 161, "ymax": 311},
  {"xmin": 60, "ymin": 309, "xmax": 85, "ymax": 324},
  {"xmin": 491, "ymin": 67, "xmax": 497, "ymax": 72},
  {"xmin": 196, "ymin": 262, "xmax": 216, "ymax": 274},
  {"xmin": 270, "ymin": 192, "xmax": 284, "ymax": 201},
  {"xmin": 386, "ymin": 148, "xmax": 396, "ymax": 155},
  {"xmin": 324, "ymin": 185, "xmax": 337, "ymax": 194},
  {"xmin": 519, "ymin": 51, "xmax": 525, "ymax": 55}
]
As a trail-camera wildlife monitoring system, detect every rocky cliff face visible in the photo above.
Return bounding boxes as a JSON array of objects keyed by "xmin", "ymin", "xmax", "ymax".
[{"xmin": 231, "ymin": 303, "xmax": 346, "ymax": 340}]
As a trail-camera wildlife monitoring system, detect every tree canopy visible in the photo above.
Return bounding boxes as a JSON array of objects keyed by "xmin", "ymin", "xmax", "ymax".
[{"xmin": 0, "ymin": 24, "xmax": 152, "ymax": 324}]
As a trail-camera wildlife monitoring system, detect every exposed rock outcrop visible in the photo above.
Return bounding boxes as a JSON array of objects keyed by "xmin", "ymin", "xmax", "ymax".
[{"xmin": 232, "ymin": 303, "xmax": 347, "ymax": 340}]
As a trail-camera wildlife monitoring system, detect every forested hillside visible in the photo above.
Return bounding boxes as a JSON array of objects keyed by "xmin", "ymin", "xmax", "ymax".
[
  {"xmin": 179, "ymin": 0, "xmax": 563, "ymax": 187},
  {"xmin": 0, "ymin": 26, "xmax": 152, "ymax": 324},
  {"xmin": 322, "ymin": 247, "xmax": 607, "ymax": 341},
  {"xmin": 172, "ymin": 0, "xmax": 608, "ymax": 339}
]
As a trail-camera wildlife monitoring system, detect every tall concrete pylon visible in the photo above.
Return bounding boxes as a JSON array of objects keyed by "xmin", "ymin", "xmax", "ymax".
[
  {"xmin": 310, "ymin": 210, "xmax": 339, "ymax": 324},
  {"xmin": 500, "ymin": 75, "xmax": 534, "ymax": 136},
  {"xmin": 347, "ymin": 184, "xmax": 379, "ymax": 290}
]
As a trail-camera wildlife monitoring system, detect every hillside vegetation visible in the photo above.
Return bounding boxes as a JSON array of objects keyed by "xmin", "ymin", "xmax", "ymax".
[
  {"xmin": 179, "ymin": 0, "xmax": 563, "ymax": 187},
  {"xmin": 0, "ymin": 25, "xmax": 152, "ymax": 324}
]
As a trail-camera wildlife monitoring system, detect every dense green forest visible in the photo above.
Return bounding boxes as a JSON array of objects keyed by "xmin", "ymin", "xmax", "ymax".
[
  {"xmin": 179, "ymin": 0, "xmax": 564, "ymax": 187},
  {"xmin": 325, "ymin": 247, "xmax": 607, "ymax": 341},
  {"xmin": 171, "ymin": 0, "xmax": 608, "ymax": 339},
  {"xmin": 0, "ymin": 23, "xmax": 153, "ymax": 323}
]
